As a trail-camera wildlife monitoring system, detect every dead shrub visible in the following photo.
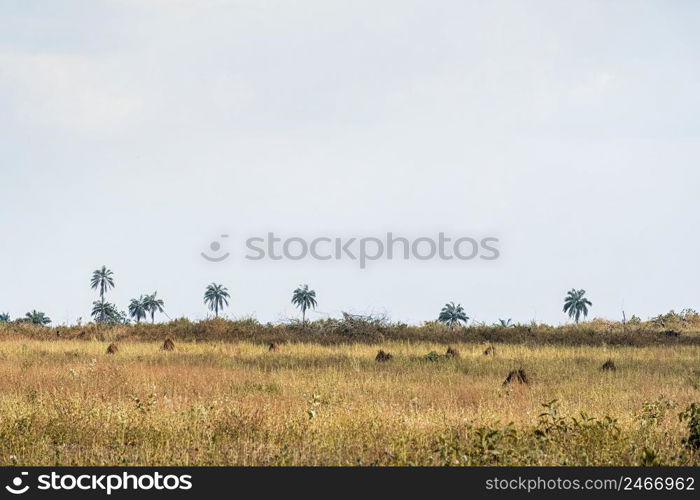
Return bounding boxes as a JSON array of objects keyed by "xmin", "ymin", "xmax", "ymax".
[
  {"xmin": 268, "ymin": 342, "xmax": 278, "ymax": 352},
  {"xmin": 375, "ymin": 350, "xmax": 393, "ymax": 362},
  {"xmin": 601, "ymin": 359, "xmax": 616, "ymax": 371},
  {"xmin": 484, "ymin": 345, "xmax": 495, "ymax": 356},
  {"xmin": 503, "ymin": 368, "xmax": 529, "ymax": 386},
  {"xmin": 161, "ymin": 337, "xmax": 175, "ymax": 351},
  {"xmin": 106, "ymin": 343, "xmax": 118, "ymax": 355}
]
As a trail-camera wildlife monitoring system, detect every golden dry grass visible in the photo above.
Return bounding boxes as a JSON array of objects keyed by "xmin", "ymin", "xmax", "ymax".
[{"xmin": 0, "ymin": 339, "xmax": 697, "ymax": 465}]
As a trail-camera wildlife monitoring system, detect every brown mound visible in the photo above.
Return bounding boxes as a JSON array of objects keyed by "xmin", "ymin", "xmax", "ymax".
[
  {"xmin": 161, "ymin": 337, "xmax": 175, "ymax": 351},
  {"xmin": 106, "ymin": 343, "xmax": 118, "ymax": 354},
  {"xmin": 503, "ymin": 368, "xmax": 529, "ymax": 386},
  {"xmin": 445, "ymin": 346, "xmax": 460, "ymax": 358},
  {"xmin": 268, "ymin": 342, "xmax": 278, "ymax": 352},
  {"xmin": 375, "ymin": 350, "xmax": 393, "ymax": 362},
  {"xmin": 483, "ymin": 345, "xmax": 495, "ymax": 356},
  {"xmin": 601, "ymin": 359, "xmax": 616, "ymax": 371}
]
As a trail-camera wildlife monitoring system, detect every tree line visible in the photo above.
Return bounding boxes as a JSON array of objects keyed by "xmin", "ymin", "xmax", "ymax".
[{"xmin": 0, "ymin": 266, "xmax": 593, "ymax": 327}]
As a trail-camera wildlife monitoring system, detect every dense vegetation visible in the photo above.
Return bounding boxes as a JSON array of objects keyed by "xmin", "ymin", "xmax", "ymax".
[{"xmin": 1, "ymin": 311, "xmax": 699, "ymax": 347}]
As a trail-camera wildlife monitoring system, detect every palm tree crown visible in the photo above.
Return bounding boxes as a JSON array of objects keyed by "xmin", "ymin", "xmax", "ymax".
[
  {"xmin": 291, "ymin": 284, "xmax": 317, "ymax": 324},
  {"xmin": 563, "ymin": 288, "xmax": 592, "ymax": 323},
  {"xmin": 25, "ymin": 310, "xmax": 51, "ymax": 325},
  {"xmin": 143, "ymin": 292, "xmax": 165, "ymax": 323},
  {"xmin": 91, "ymin": 300, "xmax": 120, "ymax": 324},
  {"xmin": 128, "ymin": 296, "xmax": 148, "ymax": 323},
  {"xmin": 90, "ymin": 266, "xmax": 115, "ymax": 302},
  {"xmin": 438, "ymin": 302, "xmax": 468, "ymax": 328},
  {"xmin": 204, "ymin": 283, "xmax": 230, "ymax": 318},
  {"xmin": 0, "ymin": 313, "xmax": 9, "ymax": 322},
  {"xmin": 498, "ymin": 318, "xmax": 514, "ymax": 328}
]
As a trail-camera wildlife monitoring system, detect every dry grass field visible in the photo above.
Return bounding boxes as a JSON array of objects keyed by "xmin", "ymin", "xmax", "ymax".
[{"xmin": 0, "ymin": 338, "xmax": 697, "ymax": 466}]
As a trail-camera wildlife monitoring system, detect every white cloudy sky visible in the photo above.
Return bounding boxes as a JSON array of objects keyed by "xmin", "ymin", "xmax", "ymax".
[{"xmin": 1, "ymin": 1, "xmax": 698, "ymax": 325}]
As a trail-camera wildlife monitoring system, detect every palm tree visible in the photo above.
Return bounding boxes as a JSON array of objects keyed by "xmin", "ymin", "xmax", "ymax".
[
  {"xmin": 0, "ymin": 313, "xmax": 9, "ymax": 322},
  {"xmin": 25, "ymin": 310, "xmax": 51, "ymax": 325},
  {"xmin": 291, "ymin": 284, "xmax": 317, "ymax": 324},
  {"xmin": 438, "ymin": 302, "xmax": 468, "ymax": 328},
  {"xmin": 91, "ymin": 300, "xmax": 119, "ymax": 323},
  {"xmin": 498, "ymin": 318, "xmax": 514, "ymax": 328},
  {"xmin": 128, "ymin": 296, "xmax": 148, "ymax": 323},
  {"xmin": 90, "ymin": 266, "xmax": 115, "ymax": 321},
  {"xmin": 90, "ymin": 266, "xmax": 115, "ymax": 301},
  {"xmin": 563, "ymin": 288, "xmax": 592, "ymax": 323},
  {"xmin": 204, "ymin": 283, "xmax": 230, "ymax": 318},
  {"xmin": 143, "ymin": 292, "xmax": 165, "ymax": 323}
]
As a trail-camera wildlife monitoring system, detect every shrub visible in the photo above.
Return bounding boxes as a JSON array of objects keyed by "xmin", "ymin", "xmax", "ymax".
[{"xmin": 679, "ymin": 403, "xmax": 700, "ymax": 451}]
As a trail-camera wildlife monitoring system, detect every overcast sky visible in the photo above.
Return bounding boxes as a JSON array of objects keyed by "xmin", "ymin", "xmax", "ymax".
[{"xmin": 1, "ymin": 1, "xmax": 699, "ymax": 326}]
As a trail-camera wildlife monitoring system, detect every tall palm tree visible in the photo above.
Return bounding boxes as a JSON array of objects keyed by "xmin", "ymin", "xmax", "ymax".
[
  {"xmin": 143, "ymin": 292, "xmax": 165, "ymax": 323},
  {"xmin": 204, "ymin": 283, "xmax": 230, "ymax": 318},
  {"xmin": 291, "ymin": 284, "xmax": 317, "ymax": 324},
  {"xmin": 0, "ymin": 313, "xmax": 9, "ymax": 322},
  {"xmin": 25, "ymin": 310, "xmax": 51, "ymax": 325},
  {"xmin": 90, "ymin": 266, "xmax": 115, "ymax": 322},
  {"xmin": 91, "ymin": 300, "xmax": 118, "ymax": 323},
  {"xmin": 90, "ymin": 266, "xmax": 115, "ymax": 302},
  {"xmin": 128, "ymin": 296, "xmax": 148, "ymax": 323},
  {"xmin": 563, "ymin": 288, "xmax": 592, "ymax": 323},
  {"xmin": 438, "ymin": 302, "xmax": 468, "ymax": 328}
]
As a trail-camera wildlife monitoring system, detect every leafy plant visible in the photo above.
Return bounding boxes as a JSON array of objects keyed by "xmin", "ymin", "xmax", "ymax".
[
  {"xmin": 90, "ymin": 266, "xmax": 114, "ymax": 303},
  {"xmin": 563, "ymin": 289, "xmax": 592, "ymax": 323},
  {"xmin": 438, "ymin": 302, "xmax": 468, "ymax": 329},
  {"xmin": 91, "ymin": 301, "xmax": 125, "ymax": 324},
  {"xmin": 128, "ymin": 296, "xmax": 148, "ymax": 323},
  {"xmin": 24, "ymin": 310, "xmax": 51, "ymax": 325},
  {"xmin": 424, "ymin": 351, "xmax": 442, "ymax": 362},
  {"xmin": 638, "ymin": 396, "xmax": 677, "ymax": 427},
  {"xmin": 627, "ymin": 315, "xmax": 641, "ymax": 325},
  {"xmin": 679, "ymin": 403, "xmax": 700, "ymax": 451},
  {"xmin": 143, "ymin": 292, "xmax": 165, "ymax": 323},
  {"xmin": 292, "ymin": 284, "xmax": 317, "ymax": 324},
  {"xmin": 639, "ymin": 447, "xmax": 661, "ymax": 466},
  {"xmin": 204, "ymin": 283, "xmax": 230, "ymax": 318},
  {"xmin": 306, "ymin": 393, "xmax": 323, "ymax": 419}
]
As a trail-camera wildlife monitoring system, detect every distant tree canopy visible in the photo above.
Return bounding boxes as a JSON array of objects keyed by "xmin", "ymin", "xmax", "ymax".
[
  {"xmin": 25, "ymin": 310, "xmax": 51, "ymax": 325},
  {"xmin": 563, "ymin": 289, "xmax": 592, "ymax": 323},
  {"xmin": 438, "ymin": 302, "xmax": 468, "ymax": 328}
]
